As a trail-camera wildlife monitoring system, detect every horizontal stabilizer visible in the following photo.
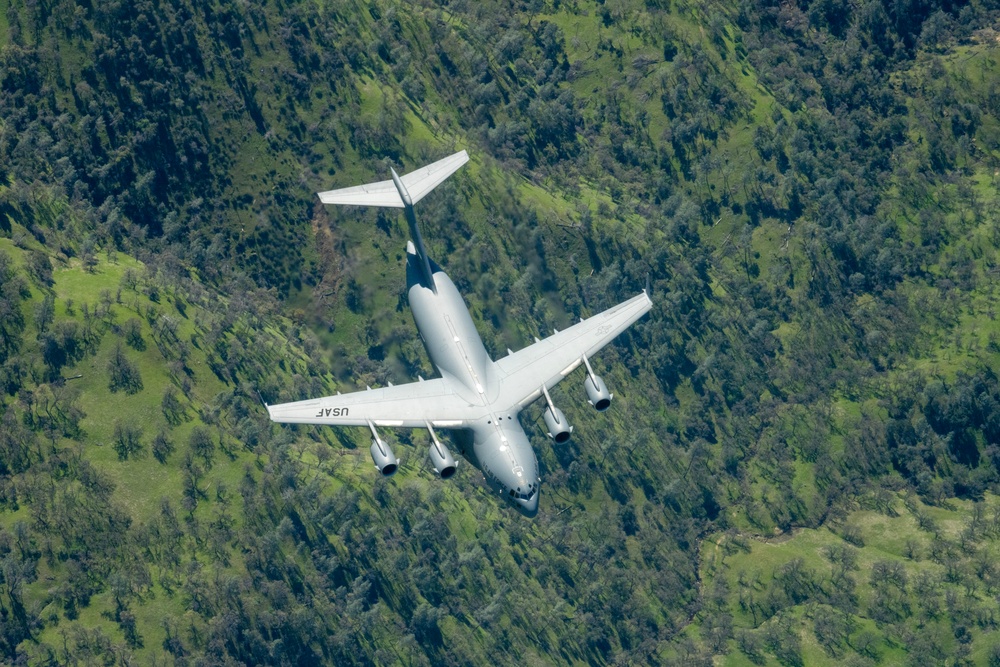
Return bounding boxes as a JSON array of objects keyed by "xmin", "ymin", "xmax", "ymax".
[
  {"xmin": 318, "ymin": 150, "xmax": 469, "ymax": 208},
  {"xmin": 399, "ymin": 150, "xmax": 469, "ymax": 204},
  {"xmin": 317, "ymin": 178, "xmax": 404, "ymax": 208}
]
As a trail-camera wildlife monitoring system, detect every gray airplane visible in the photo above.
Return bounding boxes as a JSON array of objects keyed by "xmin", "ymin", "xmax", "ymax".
[{"xmin": 266, "ymin": 151, "xmax": 651, "ymax": 517}]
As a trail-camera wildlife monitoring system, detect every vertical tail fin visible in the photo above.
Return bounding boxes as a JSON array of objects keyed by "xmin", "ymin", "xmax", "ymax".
[{"xmin": 317, "ymin": 150, "xmax": 469, "ymax": 292}]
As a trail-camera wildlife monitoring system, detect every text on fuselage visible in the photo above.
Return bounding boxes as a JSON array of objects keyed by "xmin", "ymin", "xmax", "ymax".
[{"xmin": 316, "ymin": 407, "xmax": 349, "ymax": 417}]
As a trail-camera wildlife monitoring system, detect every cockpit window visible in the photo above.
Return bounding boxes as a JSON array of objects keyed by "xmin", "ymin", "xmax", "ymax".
[{"xmin": 510, "ymin": 484, "xmax": 537, "ymax": 500}]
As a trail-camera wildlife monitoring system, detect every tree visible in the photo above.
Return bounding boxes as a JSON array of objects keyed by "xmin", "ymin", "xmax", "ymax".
[
  {"xmin": 775, "ymin": 558, "xmax": 815, "ymax": 604},
  {"xmin": 41, "ymin": 320, "xmax": 83, "ymax": 379},
  {"xmin": 161, "ymin": 387, "xmax": 185, "ymax": 425},
  {"xmin": 0, "ymin": 409, "xmax": 37, "ymax": 475},
  {"xmin": 108, "ymin": 342, "xmax": 143, "ymax": 394},
  {"xmin": 152, "ymin": 430, "xmax": 175, "ymax": 464},
  {"xmin": 813, "ymin": 607, "xmax": 851, "ymax": 657},
  {"xmin": 988, "ymin": 643, "xmax": 1000, "ymax": 667},
  {"xmin": 33, "ymin": 294, "xmax": 55, "ymax": 333},
  {"xmin": 737, "ymin": 630, "xmax": 766, "ymax": 665},
  {"xmin": 27, "ymin": 251, "xmax": 52, "ymax": 286},
  {"xmin": 0, "ymin": 251, "xmax": 28, "ymax": 364},
  {"xmin": 188, "ymin": 426, "xmax": 215, "ymax": 467},
  {"xmin": 763, "ymin": 616, "xmax": 803, "ymax": 667},
  {"xmin": 852, "ymin": 630, "xmax": 881, "ymax": 661},
  {"xmin": 119, "ymin": 610, "xmax": 142, "ymax": 648},
  {"xmin": 113, "ymin": 421, "xmax": 144, "ymax": 460},
  {"xmin": 123, "ymin": 318, "xmax": 145, "ymax": 351}
]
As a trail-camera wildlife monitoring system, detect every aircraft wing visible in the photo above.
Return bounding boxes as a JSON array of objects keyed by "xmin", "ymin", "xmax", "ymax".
[
  {"xmin": 317, "ymin": 151, "xmax": 468, "ymax": 208},
  {"xmin": 493, "ymin": 291, "xmax": 653, "ymax": 410},
  {"xmin": 266, "ymin": 376, "xmax": 484, "ymax": 428}
]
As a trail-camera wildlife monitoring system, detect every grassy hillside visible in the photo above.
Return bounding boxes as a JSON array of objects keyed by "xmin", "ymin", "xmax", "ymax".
[
  {"xmin": 696, "ymin": 492, "xmax": 1000, "ymax": 666},
  {"xmin": 4, "ymin": 0, "xmax": 1000, "ymax": 664}
]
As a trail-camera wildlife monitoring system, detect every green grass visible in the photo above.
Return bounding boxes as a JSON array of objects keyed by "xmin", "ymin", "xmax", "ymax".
[
  {"xmin": 43, "ymin": 258, "xmax": 233, "ymax": 518},
  {"xmin": 700, "ymin": 492, "xmax": 1000, "ymax": 665},
  {"xmin": 0, "ymin": 237, "xmax": 299, "ymax": 659},
  {"xmin": 5, "ymin": 1, "xmax": 1000, "ymax": 663}
]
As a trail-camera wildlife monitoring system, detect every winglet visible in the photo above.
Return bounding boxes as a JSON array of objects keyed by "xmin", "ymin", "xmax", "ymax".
[{"xmin": 255, "ymin": 389, "xmax": 273, "ymax": 420}]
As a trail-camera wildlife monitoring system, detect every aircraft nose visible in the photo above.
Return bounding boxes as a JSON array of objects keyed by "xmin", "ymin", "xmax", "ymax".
[{"xmin": 515, "ymin": 493, "xmax": 539, "ymax": 518}]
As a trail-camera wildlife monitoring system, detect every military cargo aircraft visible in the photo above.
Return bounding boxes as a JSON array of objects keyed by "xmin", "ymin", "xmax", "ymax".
[{"xmin": 266, "ymin": 151, "xmax": 651, "ymax": 516}]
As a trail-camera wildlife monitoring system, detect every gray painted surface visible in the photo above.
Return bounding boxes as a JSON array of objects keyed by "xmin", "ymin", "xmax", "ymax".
[{"xmin": 268, "ymin": 152, "xmax": 652, "ymax": 517}]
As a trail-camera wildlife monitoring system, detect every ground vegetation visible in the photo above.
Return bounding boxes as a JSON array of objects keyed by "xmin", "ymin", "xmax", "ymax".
[{"xmin": 2, "ymin": 0, "xmax": 1000, "ymax": 663}]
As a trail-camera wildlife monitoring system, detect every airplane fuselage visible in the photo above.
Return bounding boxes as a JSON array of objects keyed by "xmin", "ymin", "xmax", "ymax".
[
  {"xmin": 267, "ymin": 151, "xmax": 651, "ymax": 518},
  {"xmin": 406, "ymin": 245, "xmax": 540, "ymax": 516}
]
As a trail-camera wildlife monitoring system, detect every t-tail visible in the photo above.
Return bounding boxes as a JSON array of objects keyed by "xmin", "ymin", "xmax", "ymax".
[{"xmin": 317, "ymin": 150, "xmax": 469, "ymax": 293}]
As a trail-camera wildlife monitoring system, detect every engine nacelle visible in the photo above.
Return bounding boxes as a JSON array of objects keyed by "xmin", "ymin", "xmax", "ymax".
[
  {"xmin": 429, "ymin": 441, "xmax": 458, "ymax": 479},
  {"xmin": 544, "ymin": 405, "xmax": 573, "ymax": 444},
  {"xmin": 585, "ymin": 374, "xmax": 613, "ymax": 412},
  {"xmin": 370, "ymin": 436, "xmax": 399, "ymax": 477}
]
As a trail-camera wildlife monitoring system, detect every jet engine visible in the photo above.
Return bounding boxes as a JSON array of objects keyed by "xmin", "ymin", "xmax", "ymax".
[
  {"xmin": 544, "ymin": 406, "xmax": 573, "ymax": 443},
  {"xmin": 583, "ymin": 355, "xmax": 613, "ymax": 411},
  {"xmin": 585, "ymin": 375, "xmax": 612, "ymax": 411},
  {"xmin": 368, "ymin": 423, "xmax": 399, "ymax": 476},
  {"xmin": 427, "ymin": 423, "xmax": 458, "ymax": 479},
  {"xmin": 541, "ymin": 385, "xmax": 573, "ymax": 444}
]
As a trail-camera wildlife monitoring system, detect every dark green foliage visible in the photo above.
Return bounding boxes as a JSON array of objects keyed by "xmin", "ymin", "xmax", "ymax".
[
  {"xmin": 737, "ymin": 629, "xmax": 767, "ymax": 664},
  {"xmin": 33, "ymin": 294, "xmax": 54, "ymax": 333},
  {"xmin": 0, "ymin": 409, "xmax": 37, "ymax": 476},
  {"xmin": 813, "ymin": 606, "xmax": 851, "ymax": 656},
  {"xmin": 188, "ymin": 425, "xmax": 215, "ymax": 467},
  {"xmin": 113, "ymin": 422, "xmax": 143, "ymax": 461},
  {"xmin": 160, "ymin": 387, "xmax": 184, "ymax": 425},
  {"xmin": 763, "ymin": 616, "xmax": 804, "ymax": 667},
  {"xmin": 989, "ymin": 643, "xmax": 1000, "ymax": 667},
  {"xmin": 151, "ymin": 430, "xmax": 174, "ymax": 464},
  {"xmin": 26, "ymin": 251, "xmax": 52, "ymax": 287},
  {"xmin": 41, "ymin": 320, "xmax": 85, "ymax": 379},
  {"xmin": 868, "ymin": 560, "xmax": 911, "ymax": 625},
  {"xmin": 0, "ymin": 251, "xmax": 27, "ymax": 365},
  {"xmin": 0, "ymin": 0, "xmax": 999, "ymax": 664},
  {"xmin": 107, "ymin": 342, "xmax": 142, "ymax": 394},
  {"xmin": 0, "ymin": 529, "xmax": 40, "ymax": 662},
  {"xmin": 122, "ymin": 318, "xmax": 145, "ymax": 351}
]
